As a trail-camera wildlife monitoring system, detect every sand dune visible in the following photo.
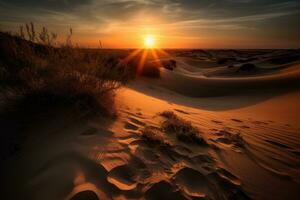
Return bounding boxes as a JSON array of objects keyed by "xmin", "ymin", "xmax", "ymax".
[
  {"xmin": 114, "ymin": 82, "xmax": 300, "ymax": 200},
  {"xmin": 1, "ymin": 49, "xmax": 300, "ymax": 200},
  {"xmin": 159, "ymin": 66, "xmax": 300, "ymax": 96}
]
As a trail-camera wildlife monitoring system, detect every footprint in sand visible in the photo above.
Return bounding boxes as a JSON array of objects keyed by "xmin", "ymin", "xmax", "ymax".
[
  {"xmin": 124, "ymin": 122, "xmax": 139, "ymax": 131},
  {"xmin": 107, "ymin": 165, "xmax": 138, "ymax": 191},
  {"xmin": 190, "ymin": 154, "xmax": 214, "ymax": 165},
  {"xmin": 216, "ymin": 168, "xmax": 241, "ymax": 185},
  {"xmin": 173, "ymin": 167, "xmax": 211, "ymax": 198},
  {"xmin": 208, "ymin": 171, "xmax": 249, "ymax": 199},
  {"xmin": 231, "ymin": 118, "xmax": 243, "ymax": 123},
  {"xmin": 212, "ymin": 120, "xmax": 223, "ymax": 124},
  {"xmin": 128, "ymin": 116, "xmax": 146, "ymax": 126},
  {"xmin": 124, "ymin": 116, "xmax": 146, "ymax": 131},
  {"xmin": 145, "ymin": 181, "xmax": 186, "ymax": 200},
  {"xmin": 174, "ymin": 166, "xmax": 246, "ymax": 200},
  {"xmin": 252, "ymin": 120, "xmax": 269, "ymax": 125},
  {"xmin": 70, "ymin": 191, "xmax": 99, "ymax": 200}
]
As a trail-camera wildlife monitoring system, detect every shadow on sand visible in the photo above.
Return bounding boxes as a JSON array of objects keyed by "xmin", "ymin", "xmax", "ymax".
[{"xmin": 128, "ymin": 78, "xmax": 299, "ymax": 111}]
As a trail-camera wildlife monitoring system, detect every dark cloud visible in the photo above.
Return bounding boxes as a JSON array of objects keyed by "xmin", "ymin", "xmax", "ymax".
[
  {"xmin": 0, "ymin": 0, "xmax": 92, "ymax": 11},
  {"xmin": 1, "ymin": 0, "xmax": 299, "ymax": 21},
  {"xmin": 170, "ymin": 0, "xmax": 300, "ymax": 18},
  {"xmin": 0, "ymin": 0, "xmax": 299, "ymax": 47}
]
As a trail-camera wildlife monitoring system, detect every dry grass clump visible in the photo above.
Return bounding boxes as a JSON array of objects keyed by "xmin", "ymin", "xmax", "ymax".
[
  {"xmin": 215, "ymin": 130, "xmax": 245, "ymax": 148},
  {"xmin": 159, "ymin": 111, "xmax": 207, "ymax": 145},
  {"xmin": 141, "ymin": 126, "xmax": 168, "ymax": 145},
  {"xmin": 224, "ymin": 132, "xmax": 245, "ymax": 148},
  {"xmin": 0, "ymin": 23, "xmax": 133, "ymax": 116},
  {"xmin": 161, "ymin": 59, "xmax": 176, "ymax": 70},
  {"xmin": 159, "ymin": 110, "xmax": 177, "ymax": 119},
  {"xmin": 0, "ymin": 23, "xmax": 135, "ymax": 158}
]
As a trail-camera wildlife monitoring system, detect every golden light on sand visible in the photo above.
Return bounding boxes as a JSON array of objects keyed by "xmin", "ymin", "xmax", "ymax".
[{"xmin": 144, "ymin": 35, "xmax": 155, "ymax": 48}]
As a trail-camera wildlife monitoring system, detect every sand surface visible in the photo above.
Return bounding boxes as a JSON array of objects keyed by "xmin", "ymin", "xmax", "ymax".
[{"xmin": 1, "ymin": 49, "xmax": 300, "ymax": 200}]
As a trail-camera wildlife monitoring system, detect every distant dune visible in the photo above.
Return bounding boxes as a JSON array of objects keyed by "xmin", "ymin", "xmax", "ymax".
[{"xmin": 148, "ymin": 49, "xmax": 300, "ymax": 97}]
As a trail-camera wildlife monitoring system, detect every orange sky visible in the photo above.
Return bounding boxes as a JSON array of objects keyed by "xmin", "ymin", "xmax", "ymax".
[{"xmin": 0, "ymin": 0, "xmax": 300, "ymax": 48}]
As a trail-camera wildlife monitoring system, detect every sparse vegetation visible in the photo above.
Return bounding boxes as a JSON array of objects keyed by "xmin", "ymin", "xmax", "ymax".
[
  {"xmin": 159, "ymin": 110, "xmax": 177, "ymax": 119},
  {"xmin": 0, "ymin": 23, "xmax": 137, "ymax": 158},
  {"xmin": 141, "ymin": 126, "xmax": 168, "ymax": 145},
  {"xmin": 140, "ymin": 111, "xmax": 207, "ymax": 146},
  {"xmin": 162, "ymin": 59, "xmax": 177, "ymax": 70},
  {"xmin": 0, "ymin": 23, "xmax": 134, "ymax": 117},
  {"xmin": 159, "ymin": 111, "xmax": 207, "ymax": 145},
  {"xmin": 215, "ymin": 130, "xmax": 245, "ymax": 148}
]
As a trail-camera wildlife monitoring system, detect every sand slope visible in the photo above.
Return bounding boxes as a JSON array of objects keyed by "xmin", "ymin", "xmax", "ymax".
[
  {"xmin": 1, "ymin": 49, "xmax": 300, "ymax": 200},
  {"xmin": 157, "ymin": 62, "xmax": 300, "ymax": 97}
]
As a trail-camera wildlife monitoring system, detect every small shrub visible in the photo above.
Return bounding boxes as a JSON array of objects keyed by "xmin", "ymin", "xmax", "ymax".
[
  {"xmin": 0, "ymin": 23, "xmax": 134, "ymax": 116},
  {"xmin": 170, "ymin": 59, "xmax": 177, "ymax": 67},
  {"xmin": 225, "ymin": 132, "xmax": 245, "ymax": 148},
  {"xmin": 162, "ymin": 59, "xmax": 177, "ymax": 70},
  {"xmin": 215, "ymin": 130, "xmax": 245, "ymax": 148},
  {"xmin": 160, "ymin": 111, "xmax": 206, "ymax": 145},
  {"xmin": 0, "ymin": 24, "xmax": 136, "ymax": 158},
  {"xmin": 141, "ymin": 126, "xmax": 168, "ymax": 145},
  {"xmin": 159, "ymin": 110, "xmax": 178, "ymax": 119}
]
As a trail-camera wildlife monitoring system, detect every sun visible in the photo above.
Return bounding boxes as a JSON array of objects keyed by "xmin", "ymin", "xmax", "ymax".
[{"xmin": 144, "ymin": 35, "xmax": 155, "ymax": 48}]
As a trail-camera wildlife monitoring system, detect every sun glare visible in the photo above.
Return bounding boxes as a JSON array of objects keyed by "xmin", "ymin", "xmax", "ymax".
[{"xmin": 144, "ymin": 35, "xmax": 155, "ymax": 48}]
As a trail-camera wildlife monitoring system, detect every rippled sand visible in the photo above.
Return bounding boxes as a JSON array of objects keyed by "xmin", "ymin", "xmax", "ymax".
[{"xmin": 2, "ymin": 49, "xmax": 300, "ymax": 200}]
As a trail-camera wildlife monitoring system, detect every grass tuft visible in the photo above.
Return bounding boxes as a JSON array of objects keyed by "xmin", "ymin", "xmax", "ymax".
[
  {"xmin": 159, "ymin": 110, "xmax": 177, "ymax": 119},
  {"xmin": 0, "ymin": 23, "xmax": 136, "ymax": 158},
  {"xmin": 160, "ymin": 111, "xmax": 207, "ymax": 145},
  {"xmin": 141, "ymin": 126, "xmax": 168, "ymax": 146},
  {"xmin": 216, "ymin": 130, "xmax": 245, "ymax": 148},
  {"xmin": 0, "ymin": 23, "xmax": 134, "ymax": 116}
]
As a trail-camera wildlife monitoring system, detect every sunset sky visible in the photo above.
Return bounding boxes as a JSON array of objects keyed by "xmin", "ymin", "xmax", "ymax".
[{"xmin": 0, "ymin": 0, "xmax": 299, "ymax": 48}]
